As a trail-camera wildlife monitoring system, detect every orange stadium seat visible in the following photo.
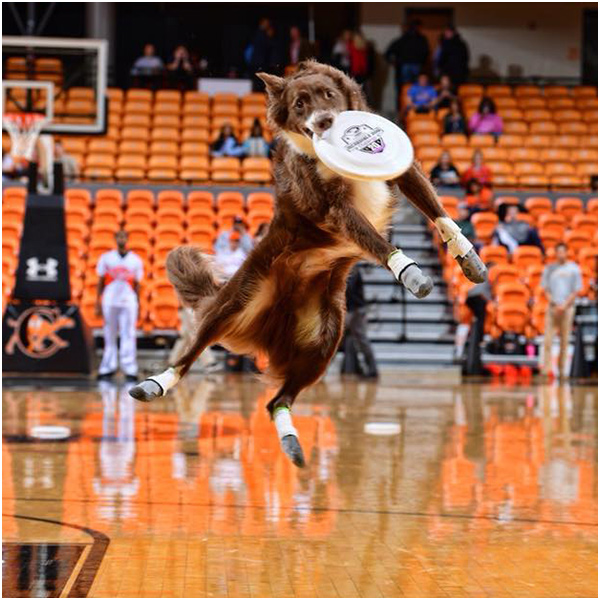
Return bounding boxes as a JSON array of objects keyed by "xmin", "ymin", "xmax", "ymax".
[
  {"xmin": 586, "ymin": 198, "xmax": 598, "ymax": 214},
  {"xmin": 493, "ymin": 303, "xmax": 530, "ymax": 336},
  {"xmin": 126, "ymin": 189, "xmax": 155, "ymax": 211},
  {"xmin": 216, "ymin": 191, "xmax": 244, "ymax": 213},
  {"xmin": 559, "ymin": 121, "xmax": 587, "ymax": 135},
  {"xmin": 571, "ymin": 214, "xmax": 598, "ymax": 237},
  {"xmin": 181, "ymin": 128, "xmax": 209, "ymax": 143},
  {"xmin": 147, "ymin": 155, "xmax": 178, "ymax": 181},
  {"xmin": 188, "ymin": 190, "xmax": 214, "ymax": 211},
  {"xmin": 115, "ymin": 154, "xmax": 146, "ymax": 180},
  {"xmin": 578, "ymin": 247, "xmax": 598, "ymax": 272},
  {"xmin": 179, "ymin": 156, "xmax": 210, "ymax": 181},
  {"xmin": 497, "ymin": 134, "xmax": 524, "ymax": 148},
  {"xmin": 512, "ymin": 245, "xmax": 543, "ymax": 270},
  {"xmin": 181, "ymin": 140, "xmax": 209, "ymax": 156},
  {"xmin": 530, "ymin": 121, "xmax": 558, "ymax": 135},
  {"xmin": 547, "ymin": 97, "xmax": 576, "ymax": 110},
  {"xmin": 242, "ymin": 157, "xmax": 272, "ymax": 183},
  {"xmin": 471, "ymin": 212, "xmax": 498, "ymax": 243},
  {"xmin": 187, "ymin": 225, "xmax": 216, "ymax": 252},
  {"xmin": 479, "ymin": 245, "xmax": 508, "ymax": 265},
  {"xmin": 247, "ymin": 192, "xmax": 274, "ymax": 213},
  {"xmin": 157, "ymin": 190, "xmax": 184, "ymax": 211},
  {"xmin": 211, "ymin": 157, "xmax": 241, "ymax": 182},
  {"xmin": 496, "ymin": 282, "xmax": 531, "ymax": 305},
  {"xmin": 564, "ymin": 230, "xmax": 591, "ymax": 254},
  {"xmin": 524, "ymin": 196, "xmax": 552, "ymax": 220},
  {"xmin": 156, "ymin": 206, "xmax": 185, "ymax": 227},
  {"xmin": 188, "ymin": 206, "xmax": 216, "ymax": 227},
  {"xmin": 554, "ymin": 197, "xmax": 584, "ymax": 222},
  {"xmin": 553, "ymin": 134, "xmax": 579, "ymax": 149},
  {"xmin": 155, "ymin": 224, "xmax": 185, "ymax": 246},
  {"xmin": 442, "ymin": 133, "xmax": 468, "ymax": 147},
  {"xmin": 481, "ymin": 147, "xmax": 509, "ymax": 161}
]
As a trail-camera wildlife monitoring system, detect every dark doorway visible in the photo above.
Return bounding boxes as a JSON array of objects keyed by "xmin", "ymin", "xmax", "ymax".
[{"xmin": 582, "ymin": 9, "xmax": 598, "ymax": 84}]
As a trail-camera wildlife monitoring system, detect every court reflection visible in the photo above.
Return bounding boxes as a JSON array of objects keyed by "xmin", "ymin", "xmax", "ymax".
[{"xmin": 2, "ymin": 377, "xmax": 597, "ymax": 597}]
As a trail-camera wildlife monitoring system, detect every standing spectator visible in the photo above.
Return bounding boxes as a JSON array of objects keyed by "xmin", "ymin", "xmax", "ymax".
[
  {"xmin": 348, "ymin": 31, "xmax": 370, "ymax": 85},
  {"xmin": 438, "ymin": 26, "xmax": 470, "ymax": 85},
  {"xmin": 249, "ymin": 18, "xmax": 276, "ymax": 76},
  {"xmin": 211, "ymin": 124, "xmax": 244, "ymax": 157},
  {"xmin": 130, "ymin": 43, "xmax": 164, "ymax": 88},
  {"xmin": 54, "ymin": 140, "xmax": 79, "ymax": 181},
  {"xmin": 404, "ymin": 73, "xmax": 438, "ymax": 115},
  {"xmin": 95, "ymin": 230, "xmax": 143, "ymax": 381},
  {"xmin": 541, "ymin": 243, "xmax": 583, "ymax": 378},
  {"xmin": 167, "ymin": 45, "xmax": 194, "ymax": 90},
  {"xmin": 469, "ymin": 97, "xmax": 503, "ymax": 136},
  {"xmin": 288, "ymin": 26, "xmax": 312, "ymax": 66},
  {"xmin": 492, "ymin": 204, "xmax": 544, "ymax": 254},
  {"xmin": 342, "ymin": 266, "xmax": 378, "ymax": 379},
  {"xmin": 332, "ymin": 30, "xmax": 352, "ymax": 73},
  {"xmin": 430, "ymin": 150, "xmax": 461, "ymax": 188},
  {"xmin": 435, "ymin": 74, "xmax": 457, "ymax": 110},
  {"xmin": 242, "ymin": 119, "xmax": 270, "ymax": 157},
  {"xmin": 214, "ymin": 231, "xmax": 249, "ymax": 280},
  {"xmin": 461, "ymin": 150, "xmax": 493, "ymax": 187},
  {"xmin": 214, "ymin": 216, "xmax": 254, "ymax": 255},
  {"xmin": 443, "ymin": 98, "xmax": 467, "ymax": 134},
  {"xmin": 385, "ymin": 20, "xmax": 430, "ymax": 101}
]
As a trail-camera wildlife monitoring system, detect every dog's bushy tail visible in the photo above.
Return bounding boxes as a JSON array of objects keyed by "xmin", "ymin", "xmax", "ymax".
[{"xmin": 166, "ymin": 246, "xmax": 222, "ymax": 308}]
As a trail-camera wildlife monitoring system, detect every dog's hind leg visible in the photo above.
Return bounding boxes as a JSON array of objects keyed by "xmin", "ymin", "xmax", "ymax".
[
  {"xmin": 129, "ymin": 301, "xmax": 233, "ymax": 402},
  {"xmin": 395, "ymin": 161, "xmax": 487, "ymax": 284}
]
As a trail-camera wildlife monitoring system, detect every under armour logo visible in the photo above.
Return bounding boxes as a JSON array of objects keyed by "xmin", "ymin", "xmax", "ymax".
[{"xmin": 26, "ymin": 257, "xmax": 59, "ymax": 282}]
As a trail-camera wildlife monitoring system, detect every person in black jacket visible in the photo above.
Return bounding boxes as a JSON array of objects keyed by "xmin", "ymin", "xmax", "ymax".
[
  {"xmin": 342, "ymin": 266, "xmax": 379, "ymax": 378},
  {"xmin": 385, "ymin": 20, "xmax": 430, "ymax": 104},
  {"xmin": 438, "ymin": 26, "xmax": 470, "ymax": 85}
]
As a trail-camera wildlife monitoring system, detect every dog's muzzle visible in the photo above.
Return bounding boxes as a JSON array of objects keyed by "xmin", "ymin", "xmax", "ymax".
[{"xmin": 305, "ymin": 111, "xmax": 336, "ymax": 136}]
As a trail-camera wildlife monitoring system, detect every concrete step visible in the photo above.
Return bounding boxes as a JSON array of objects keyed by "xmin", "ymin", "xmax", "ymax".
[
  {"xmin": 371, "ymin": 342, "xmax": 455, "ymax": 365},
  {"xmin": 367, "ymin": 303, "xmax": 454, "ymax": 322}
]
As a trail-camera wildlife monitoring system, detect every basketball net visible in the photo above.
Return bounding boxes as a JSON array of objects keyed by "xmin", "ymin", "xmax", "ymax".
[{"xmin": 2, "ymin": 112, "xmax": 48, "ymax": 161}]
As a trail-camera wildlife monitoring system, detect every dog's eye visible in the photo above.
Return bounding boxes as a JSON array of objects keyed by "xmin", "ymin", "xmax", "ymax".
[
  {"xmin": 325, "ymin": 90, "xmax": 335, "ymax": 99},
  {"xmin": 295, "ymin": 99, "xmax": 304, "ymax": 110}
]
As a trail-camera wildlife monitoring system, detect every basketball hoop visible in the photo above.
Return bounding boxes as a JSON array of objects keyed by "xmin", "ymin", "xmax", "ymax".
[{"xmin": 2, "ymin": 112, "xmax": 48, "ymax": 161}]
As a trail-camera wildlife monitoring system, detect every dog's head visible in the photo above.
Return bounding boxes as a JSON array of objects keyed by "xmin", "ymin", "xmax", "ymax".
[{"xmin": 257, "ymin": 60, "xmax": 367, "ymax": 155}]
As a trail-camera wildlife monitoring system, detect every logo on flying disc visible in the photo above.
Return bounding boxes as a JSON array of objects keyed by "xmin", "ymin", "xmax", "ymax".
[{"xmin": 341, "ymin": 124, "xmax": 386, "ymax": 154}]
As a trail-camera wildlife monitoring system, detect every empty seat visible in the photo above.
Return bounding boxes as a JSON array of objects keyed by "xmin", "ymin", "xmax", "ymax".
[
  {"xmin": 179, "ymin": 156, "xmax": 210, "ymax": 181},
  {"xmin": 211, "ymin": 157, "xmax": 241, "ymax": 182},
  {"xmin": 242, "ymin": 157, "xmax": 272, "ymax": 183},
  {"xmin": 496, "ymin": 282, "xmax": 531, "ymax": 305},
  {"xmin": 571, "ymin": 214, "xmax": 598, "ymax": 237},
  {"xmin": 157, "ymin": 190, "xmax": 184, "ymax": 211},
  {"xmin": 188, "ymin": 191, "xmax": 214, "ymax": 211},
  {"xmin": 147, "ymin": 155, "xmax": 178, "ymax": 181},
  {"xmin": 479, "ymin": 245, "xmax": 508, "ymax": 265},
  {"xmin": 555, "ymin": 197, "xmax": 584, "ymax": 222},
  {"xmin": 471, "ymin": 212, "xmax": 498, "ymax": 243},
  {"xmin": 512, "ymin": 246, "xmax": 543, "ymax": 270}
]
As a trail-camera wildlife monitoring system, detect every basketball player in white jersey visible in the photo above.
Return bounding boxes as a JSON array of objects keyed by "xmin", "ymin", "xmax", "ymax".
[{"xmin": 96, "ymin": 230, "xmax": 144, "ymax": 381}]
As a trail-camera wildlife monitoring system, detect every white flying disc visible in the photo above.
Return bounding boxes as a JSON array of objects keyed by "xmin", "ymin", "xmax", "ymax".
[{"xmin": 313, "ymin": 110, "xmax": 414, "ymax": 181}]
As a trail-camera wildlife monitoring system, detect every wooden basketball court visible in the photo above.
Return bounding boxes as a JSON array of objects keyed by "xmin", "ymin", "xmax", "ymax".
[{"xmin": 2, "ymin": 373, "xmax": 597, "ymax": 598}]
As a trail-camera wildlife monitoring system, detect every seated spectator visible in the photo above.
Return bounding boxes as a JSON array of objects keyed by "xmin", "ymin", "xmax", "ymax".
[
  {"xmin": 214, "ymin": 216, "xmax": 253, "ymax": 255},
  {"xmin": 130, "ymin": 43, "xmax": 164, "ymax": 78},
  {"xmin": 214, "ymin": 231, "xmax": 249, "ymax": 280},
  {"xmin": 492, "ymin": 204, "xmax": 543, "ymax": 254},
  {"xmin": 54, "ymin": 140, "xmax": 79, "ymax": 181},
  {"xmin": 167, "ymin": 45, "xmax": 194, "ymax": 90},
  {"xmin": 443, "ymin": 99, "xmax": 467, "ymax": 135},
  {"xmin": 242, "ymin": 119, "xmax": 270, "ymax": 157},
  {"xmin": 468, "ymin": 97, "xmax": 503, "ymax": 136},
  {"xmin": 430, "ymin": 150, "xmax": 461, "ymax": 188},
  {"xmin": 461, "ymin": 150, "xmax": 492, "ymax": 187},
  {"xmin": 455, "ymin": 202, "xmax": 476, "ymax": 242},
  {"xmin": 464, "ymin": 177, "xmax": 493, "ymax": 211},
  {"xmin": 435, "ymin": 75, "xmax": 456, "ymax": 110},
  {"xmin": 405, "ymin": 73, "xmax": 437, "ymax": 114},
  {"xmin": 211, "ymin": 124, "xmax": 245, "ymax": 157}
]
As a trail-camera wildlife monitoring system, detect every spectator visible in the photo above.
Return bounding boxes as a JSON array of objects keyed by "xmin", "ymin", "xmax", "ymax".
[
  {"xmin": 430, "ymin": 150, "xmax": 461, "ymax": 188},
  {"xmin": 211, "ymin": 124, "xmax": 244, "ymax": 157},
  {"xmin": 438, "ymin": 26, "xmax": 470, "ymax": 85},
  {"xmin": 288, "ymin": 26, "xmax": 312, "ymax": 66},
  {"xmin": 469, "ymin": 97, "xmax": 503, "ymax": 136},
  {"xmin": 461, "ymin": 150, "xmax": 493, "ymax": 187},
  {"xmin": 95, "ymin": 230, "xmax": 143, "ymax": 381},
  {"xmin": 214, "ymin": 216, "xmax": 253, "ymax": 255},
  {"xmin": 341, "ymin": 266, "xmax": 378, "ymax": 379},
  {"xmin": 464, "ymin": 265, "xmax": 494, "ymax": 373},
  {"xmin": 130, "ymin": 43, "xmax": 164, "ymax": 88},
  {"xmin": 214, "ymin": 230, "xmax": 249, "ymax": 280},
  {"xmin": 443, "ymin": 98, "xmax": 467, "ymax": 134},
  {"xmin": 464, "ymin": 177, "xmax": 493, "ymax": 211},
  {"xmin": 249, "ymin": 18, "xmax": 277, "ymax": 76},
  {"xmin": 242, "ymin": 119, "xmax": 270, "ymax": 157},
  {"xmin": 405, "ymin": 73, "xmax": 438, "ymax": 115},
  {"xmin": 435, "ymin": 74, "xmax": 457, "ymax": 110},
  {"xmin": 348, "ymin": 31, "xmax": 373, "ymax": 86},
  {"xmin": 469, "ymin": 54, "xmax": 500, "ymax": 81},
  {"xmin": 541, "ymin": 242, "xmax": 583, "ymax": 379},
  {"xmin": 167, "ymin": 45, "xmax": 194, "ymax": 90},
  {"xmin": 332, "ymin": 30, "xmax": 352, "ymax": 73},
  {"xmin": 492, "ymin": 204, "xmax": 544, "ymax": 254},
  {"xmin": 455, "ymin": 202, "xmax": 476, "ymax": 242},
  {"xmin": 385, "ymin": 20, "xmax": 430, "ymax": 92},
  {"xmin": 54, "ymin": 140, "xmax": 79, "ymax": 181}
]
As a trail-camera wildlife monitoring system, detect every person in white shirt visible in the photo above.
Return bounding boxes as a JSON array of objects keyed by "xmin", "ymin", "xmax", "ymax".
[
  {"xmin": 96, "ymin": 230, "xmax": 144, "ymax": 381},
  {"xmin": 214, "ymin": 231, "xmax": 248, "ymax": 280}
]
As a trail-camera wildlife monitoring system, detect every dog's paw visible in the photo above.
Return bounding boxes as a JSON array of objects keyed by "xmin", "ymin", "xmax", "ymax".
[
  {"xmin": 400, "ymin": 264, "xmax": 434, "ymax": 299},
  {"xmin": 129, "ymin": 379, "xmax": 164, "ymax": 402},
  {"xmin": 280, "ymin": 434, "xmax": 306, "ymax": 468},
  {"xmin": 457, "ymin": 248, "xmax": 488, "ymax": 284}
]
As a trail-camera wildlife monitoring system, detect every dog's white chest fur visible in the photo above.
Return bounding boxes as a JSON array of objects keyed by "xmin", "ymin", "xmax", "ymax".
[{"xmin": 350, "ymin": 179, "xmax": 393, "ymax": 232}]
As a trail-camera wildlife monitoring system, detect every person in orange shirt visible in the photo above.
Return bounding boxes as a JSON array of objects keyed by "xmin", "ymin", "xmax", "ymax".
[
  {"xmin": 464, "ymin": 178, "xmax": 493, "ymax": 211},
  {"xmin": 461, "ymin": 149, "xmax": 493, "ymax": 188}
]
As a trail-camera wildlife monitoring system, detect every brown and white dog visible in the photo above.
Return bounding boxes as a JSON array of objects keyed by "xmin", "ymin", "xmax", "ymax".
[{"xmin": 130, "ymin": 60, "xmax": 486, "ymax": 467}]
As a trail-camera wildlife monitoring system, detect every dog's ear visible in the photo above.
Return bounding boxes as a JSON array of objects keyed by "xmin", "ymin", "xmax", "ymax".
[{"xmin": 256, "ymin": 72, "xmax": 285, "ymax": 98}]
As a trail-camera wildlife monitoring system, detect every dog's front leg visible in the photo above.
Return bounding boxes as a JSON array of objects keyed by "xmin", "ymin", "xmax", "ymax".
[{"xmin": 334, "ymin": 205, "xmax": 433, "ymax": 299}]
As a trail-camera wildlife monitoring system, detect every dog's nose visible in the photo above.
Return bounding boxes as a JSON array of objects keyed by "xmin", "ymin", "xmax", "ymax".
[{"xmin": 315, "ymin": 114, "xmax": 334, "ymax": 132}]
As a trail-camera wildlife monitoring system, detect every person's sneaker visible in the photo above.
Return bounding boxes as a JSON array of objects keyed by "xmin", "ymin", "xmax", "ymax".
[{"xmin": 97, "ymin": 371, "xmax": 116, "ymax": 381}]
